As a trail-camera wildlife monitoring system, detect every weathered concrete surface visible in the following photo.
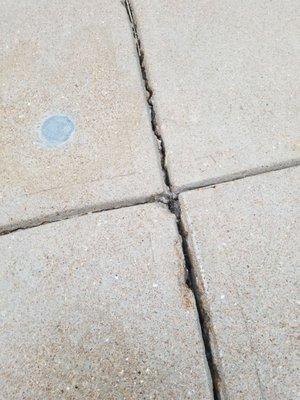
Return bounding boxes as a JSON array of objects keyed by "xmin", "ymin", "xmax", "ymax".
[
  {"xmin": 0, "ymin": 0, "xmax": 165, "ymax": 232},
  {"xmin": 179, "ymin": 167, "xmax": 300, "ymax": 399},
  {"xmin": 131, "ymin": 0, "xmax": 300, "ymax": 191},
  {"xmin": 0, "ymin": 203, "xmax": 213, "ymax": 399}
]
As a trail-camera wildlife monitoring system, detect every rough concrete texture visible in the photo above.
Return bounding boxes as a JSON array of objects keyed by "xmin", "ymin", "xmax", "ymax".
[
  {"xmin": 0, "ymin": 0, "xmax": 165, "ymax": 232},
  {"xmin": 131, "ymin": 0, "xmax": 300, "ymax": 191},
  {"xmin": 0, "ymin": 203, "xmax": 213, "ymax": 399},
  {"xmin": 179, "ymin": 167, "xmax": 300, "ymax": 399}
]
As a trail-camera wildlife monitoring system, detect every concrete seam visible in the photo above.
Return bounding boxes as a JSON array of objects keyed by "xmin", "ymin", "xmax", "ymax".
[
  {"xmin": 122, "ymin": 1, "xmax": 222, "ymax": 398},
  {"xmin": 177, "ymin": 158, "xmax": 300, "ymax": 194},
  {"xmin": 0, "ymin": 196, "xmax": 159, "ymax": 236},
  {"xmin": 1, "ymin": 161, "xmax": 298, "ymax": 236}
]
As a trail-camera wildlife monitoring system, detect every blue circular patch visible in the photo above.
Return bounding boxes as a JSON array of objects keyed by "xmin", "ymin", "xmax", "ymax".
[{"xmin": 41, "ymin": 115, "xmax": 74, "ymax": 146}]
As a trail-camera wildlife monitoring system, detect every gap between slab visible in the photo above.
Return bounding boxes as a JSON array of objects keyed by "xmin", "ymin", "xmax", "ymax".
[
  {"xmin": 173, "ymin": 158, "xmax": 300, "ymax": 194},
  {"xmin": 1, "ymin": 160, "xmax": 298, "ymax": 237},
  {"xmin": 122, "ymin": 0, "xmax": 221, "ymax": 398},
  {"xmin": 2, "ymin": 2, "xmax": 299, "ymax": 395},
  {"xmin": 2, "ymin": 159, "xmax": 298, "ymax": 236},
  {"xmin": 121, "ymin": 1, "xmax": 300, "ymax": 397},
  {"xmin": 1, "ymin": 2, "xmax": 298, "ymax": 397},
  {"xmin": 0, "ymin": 195, "xmax": 163, "ymax": 236}
]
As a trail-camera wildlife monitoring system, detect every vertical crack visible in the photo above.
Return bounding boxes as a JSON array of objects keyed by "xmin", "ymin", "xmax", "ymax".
[
  {"xmin": 122, "ymin": 1, "xmax": 222, "ymax": 398},
  {"xmin": 123, "ymin": 0, "xmax": 171, "ymax": 194},
  {"xmin": 176, "ymin": 208, "xmax": 223, "ymax": 400}
]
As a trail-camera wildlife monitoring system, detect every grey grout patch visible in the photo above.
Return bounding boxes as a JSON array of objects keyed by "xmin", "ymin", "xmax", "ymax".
[{"xmin": 40, "ymin": 115, "xmax": 75, "ymax": 147}]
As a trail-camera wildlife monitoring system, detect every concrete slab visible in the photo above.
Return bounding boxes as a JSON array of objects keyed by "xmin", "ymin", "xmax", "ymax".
[
  {"xmin": 131, "ymin": 0, "xmax": 300, "ymax": 191},
  {"xmin": 179, "ymin": 167, "xmax": 299, "ymax": 399},
  {"xmin": 0, "ymin": 203, "xmax": 213, "ymax": 399},
  {"xmin": 0, "ymin": 0, "xmax": 165, "ymax": 232}
]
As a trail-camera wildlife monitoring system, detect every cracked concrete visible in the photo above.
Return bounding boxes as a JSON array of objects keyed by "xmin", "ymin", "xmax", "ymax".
[
  {"xmin": 0, "ymin": 1, "xmax": 298, "ymax": 399},
  {"xmin": 0, "ymin": 0, "xmax": 165, "ymax": 233},
  {"xmin": 124, "ymin": 2, "xmax": 221, "ymax": 396},
  {"xmin": 179, "ymin": 167, "xmax": 300, "ymax": 399},
  {"xmin": 0, "ymin": 203, "xmax": 213, "ymax": 400},
  {"xmin": 130, "ymin": 0, "xmax": 300, "ymax": 192},
  {"xmin": 123, "ymin": 0, "xmax": 172, "ymax": 193}
]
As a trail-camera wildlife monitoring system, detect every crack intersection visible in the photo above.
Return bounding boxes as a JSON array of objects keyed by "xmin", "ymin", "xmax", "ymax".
[
  {"xmin": 123, "ymin": 1, "xmax": 222, "ymax": 398},
  {"xmin": 2, "ymin": 3, "xmax": 298, "ymax": 397}
]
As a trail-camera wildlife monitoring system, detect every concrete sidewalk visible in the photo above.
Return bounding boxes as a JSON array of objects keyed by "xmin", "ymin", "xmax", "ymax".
[
  {"xmin": 0, "ymin": 1, "xmax": 299, "ymax": 399},
  {"xmin": 0, "ymin": 0, "xmax": 165, "ymax": 233},
  {"xmin": 0, "ymin": 204, "xmax": 212, "ymax": 399}
]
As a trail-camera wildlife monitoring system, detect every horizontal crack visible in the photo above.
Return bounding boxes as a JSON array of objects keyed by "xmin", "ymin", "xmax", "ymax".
[
  {"xmin": 1, "ymin": 5, "xmax": 299, "ymax": 397},
  {"xmin": 0, "ymin": 195, "xmax": 165, "ymax": 236},
  {"xmin": 176, "ymin": 158, "xmax": 300, "ymax": 194},
  {"xmin": 2, "ymin": 161, "xmax": 298, "ymax": 236}
]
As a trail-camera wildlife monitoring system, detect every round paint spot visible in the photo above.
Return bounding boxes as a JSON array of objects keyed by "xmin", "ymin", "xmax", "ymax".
[{"xmin": 41, "ymin": 115, "xmax": 74, "ymax": 146}]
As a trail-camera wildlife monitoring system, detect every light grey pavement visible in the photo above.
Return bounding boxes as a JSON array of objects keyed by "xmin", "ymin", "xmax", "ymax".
[
  {"xmin": 0, "ymin": 1, "xmax": 299, "ymax": 398},
  {"xmin": 179, "ymin": 167, "xmax": 300, "ymax": 399},
  {"xmin": 0, "ymin": 0, "xmax": 165, "ymax": 233},
  {"xmin": 131, "ymin": 0, "xmax": 300, "ymax": 192},
  {"xmin": 0, "ymin": 203, "xmax": 212, "ymax": 399}
]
